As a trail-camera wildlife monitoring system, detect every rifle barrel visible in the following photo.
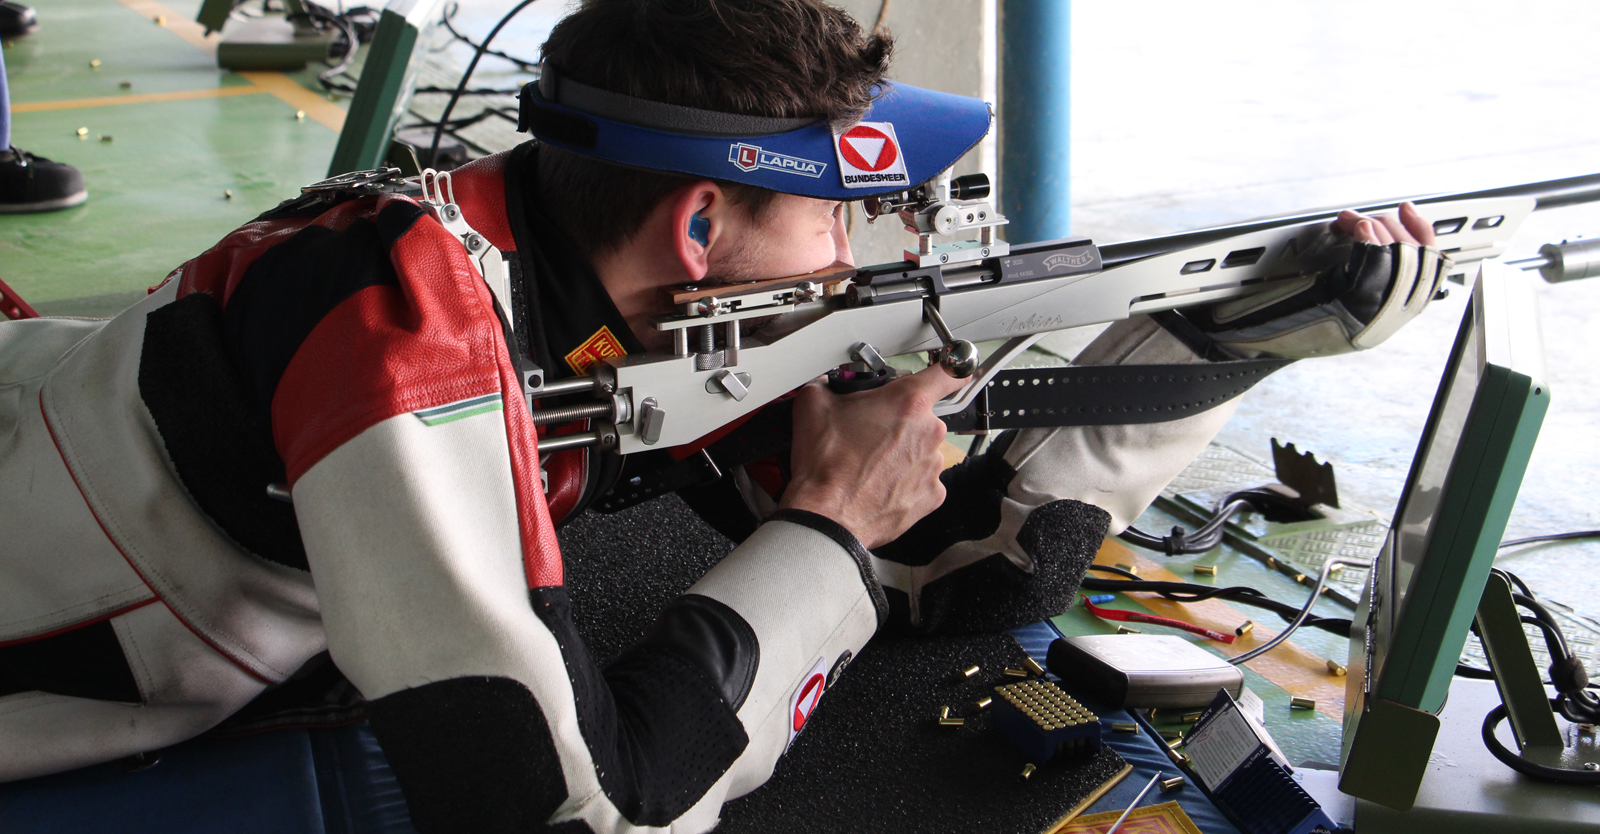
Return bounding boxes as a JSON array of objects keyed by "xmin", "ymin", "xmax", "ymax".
[{"xmin": 1095, "ymin": 172, "xmax": 1600, "ymax": 269}]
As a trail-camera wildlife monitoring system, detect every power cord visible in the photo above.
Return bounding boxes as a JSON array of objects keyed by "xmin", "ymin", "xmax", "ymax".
[
  {"xmin": 1118, "ymin": 485, "xmax": 1314, "ymax": 555},
  {"xmin": 1082, "ymin": 566, "xmax": 1353, "ymax": 638},
  {"xmin": 1468, "ymin": 567, "xmax": 1600, "ymax": 783},
  {"xmin": 439, "ymin": 1, "xmax": 540, "ymax": 71},
  {"xmin": 427, "ymin": 0, "xmax": 546, "ymax": 170}
]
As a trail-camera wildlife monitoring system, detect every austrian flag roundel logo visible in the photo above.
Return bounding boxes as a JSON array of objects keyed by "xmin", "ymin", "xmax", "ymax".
[{"xmin": 833, "ymin": 121, "xmax": 910, "ymax": 189}]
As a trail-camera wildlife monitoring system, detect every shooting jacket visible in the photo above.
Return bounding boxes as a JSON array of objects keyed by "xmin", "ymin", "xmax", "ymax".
[
  {"xmin": 0, "ymin": 144, "xmax": 888, "ymax": 833},
  {"xmin": 0, "ymin": 143, "xmax": 1238, "ymax": 832}
]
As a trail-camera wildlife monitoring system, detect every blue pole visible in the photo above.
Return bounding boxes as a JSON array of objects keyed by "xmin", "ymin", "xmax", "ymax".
[
  {"xmin": 1, "ymin": 45, "xmax": 12, "ymax": 151},
  {"xmin": 999, "ymin": 0, "xmax": 1070, "ymax": 243}
]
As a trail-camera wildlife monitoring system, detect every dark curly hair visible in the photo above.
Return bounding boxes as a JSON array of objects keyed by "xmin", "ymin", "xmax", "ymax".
[{"xmin": 536, "ymin": 0, "xmax": 893, "ymax": 259}]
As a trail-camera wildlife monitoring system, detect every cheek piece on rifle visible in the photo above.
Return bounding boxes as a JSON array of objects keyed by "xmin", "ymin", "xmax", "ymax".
[{"xmin": 1182, "ymin": 231, "xmax": 1453, "ymax": 359}]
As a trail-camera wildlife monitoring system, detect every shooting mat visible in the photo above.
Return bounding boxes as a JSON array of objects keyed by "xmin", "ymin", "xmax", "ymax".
[{"xmin": 559, "ymin": 495, "xmax": 1128, "ymax": 834}]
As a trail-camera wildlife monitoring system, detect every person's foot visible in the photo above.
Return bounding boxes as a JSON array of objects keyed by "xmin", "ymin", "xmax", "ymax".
[
  {"xmin": 0, "ymin": 148, "xmax": 88, "ymax": 213},
  {"xmin": 0, "ymin": 1, "xmax": 39, "ymax": 37}
]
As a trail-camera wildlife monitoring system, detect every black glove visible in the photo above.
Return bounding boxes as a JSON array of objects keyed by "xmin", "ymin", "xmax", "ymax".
[{"xmin": 1190, "ymin": 231, "xmax": 1451, "ymax": 358}]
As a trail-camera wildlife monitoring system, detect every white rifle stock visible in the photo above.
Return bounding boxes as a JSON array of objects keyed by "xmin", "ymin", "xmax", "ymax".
[{"xmin": 531, "ymin": 173, "xmax": 1600, "ymax": 457}]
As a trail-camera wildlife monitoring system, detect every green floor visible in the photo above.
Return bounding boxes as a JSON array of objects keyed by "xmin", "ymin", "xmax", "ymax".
[{"xmin": 2, "ymin": 0, "xmax": 339, "ymax": 314}]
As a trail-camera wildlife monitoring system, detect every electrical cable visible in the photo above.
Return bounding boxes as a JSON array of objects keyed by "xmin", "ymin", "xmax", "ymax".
[
  {"xmin": 1118, "ymin": 486, "xmax": 1311, "ymax": 556},
  {"xmin": 440, "ymin": 1, "xmax": 540, "ymax": 71},
  {"xmin": 427, "ymin": 0, "xmax": 546, "ymax": 169},
  {"xmin": 1226, "ymin": 557, "xmax": 1369, "ymax": 665},
  {"xmin": 1497, "ymin": 531, "xmax": 1600, "ymax": 550},
  {"xmin": 1460, "ymin": 568, "xmax": 1600, "ymax": 782},
  {"xmin": 415, "ymin": 86, "xmax": 524, "ymax": 96},
  {"xmin": 1481, "ymin": 703, "xmax": 1600, "ymax": 785},
  {"xmin": 1082, "ymin": 567, "xmax": 1352, "ymax": 637}
]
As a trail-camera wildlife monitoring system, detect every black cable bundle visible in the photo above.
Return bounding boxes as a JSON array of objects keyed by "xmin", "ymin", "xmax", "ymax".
[
  {"xmin": 1474, "ymin": 568, "xmax": 1600, "ymax": 784},
  {"xmin": 1082, "ymin": 565, "xmax": 1352, "ymax": 637},
  {"xmin": 1117, "ymin": 486, "xmax": 1313, "ymax": 556}
]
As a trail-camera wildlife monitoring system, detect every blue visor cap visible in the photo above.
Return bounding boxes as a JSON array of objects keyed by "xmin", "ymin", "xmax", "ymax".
[{"xmin": 518, "ymin": 76, "xmax": 992, "ymax": 201}]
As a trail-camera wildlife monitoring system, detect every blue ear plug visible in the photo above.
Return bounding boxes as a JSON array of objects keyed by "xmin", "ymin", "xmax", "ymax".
[{"xmin": 688, "ymin": 210, "xmax": 710, "ymax": 246}]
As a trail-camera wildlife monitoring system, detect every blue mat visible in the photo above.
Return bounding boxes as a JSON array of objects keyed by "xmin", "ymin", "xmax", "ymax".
[
  {"xmin": 1011, "ymin": 620, "xmax": 1244, "ymax": 833},
  {"xmin": 0, "ymin": 722, "xmax": 413, "ymax": 834}
]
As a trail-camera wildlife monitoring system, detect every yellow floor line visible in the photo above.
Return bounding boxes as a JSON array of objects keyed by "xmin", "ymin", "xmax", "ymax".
[
  {"xmin": 111, "ymin": 0, "xmax": 347, "ymax": 132},
  {"xmin": 12, "ymin": 85, "xmax": 267, "ymax": 113},
  {"xmin": 236, "ymin": 71, "xmax": 346, "ymax": 131},
  {"xmin": 1092, "ymin": 540, "xmax": 1348, "ymax": 720}
]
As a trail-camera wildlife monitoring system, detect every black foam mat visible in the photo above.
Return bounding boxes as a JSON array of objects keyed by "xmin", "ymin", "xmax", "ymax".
[
  {"xmin": 717, "ymin": 632, "xmax": 1128, "ymax": 834},
  {"xmin": 560, "ymin": 497, "xmax": 1128, "ymax": 834}
]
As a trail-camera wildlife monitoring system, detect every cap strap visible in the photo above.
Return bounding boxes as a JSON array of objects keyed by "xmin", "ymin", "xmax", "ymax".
[{"xmin": 535, "ymin": 70, "xmax": 821, "ymax": 137}]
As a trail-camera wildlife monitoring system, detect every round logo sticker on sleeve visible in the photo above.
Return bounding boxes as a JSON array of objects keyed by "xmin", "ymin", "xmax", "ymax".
[
  {"xmin": 787, "ymin": 655, "xmax": 833, "ymax": 748},
  {"xmin": 833, "ymin": 122, "xmax": 910, "ymax": 190}
]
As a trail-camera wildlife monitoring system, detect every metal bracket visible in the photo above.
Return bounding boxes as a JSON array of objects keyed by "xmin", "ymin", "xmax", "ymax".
[
  {"xmin": 638, "ymin": 397, "xmax": 666, "ymax": 445},
  {"xmin": 707, "ymin": 370, "xmax": 752, "ymax": 401},
  {"xmin": 418, "ymin": 168, "xmax": 515, "ymax": 332}
]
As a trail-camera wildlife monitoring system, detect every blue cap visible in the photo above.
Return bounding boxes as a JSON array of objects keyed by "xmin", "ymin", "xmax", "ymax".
[{"xmin": 518, "ymin": 72, "xmax": 992, "ymax": 200}]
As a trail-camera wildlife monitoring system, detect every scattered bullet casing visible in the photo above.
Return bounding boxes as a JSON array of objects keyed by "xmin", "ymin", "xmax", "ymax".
[
  {"xmin": 1022, "ymin": 656, "xmax": 1046, "ymax": 677},
  {"xmin": 1236, "ymin": 620, "xmax": 1255, "ymax": 637},
  {"xmin": 76, "ymin": 127, "xmax": 89, "ymax": 137},
  {"xmin": 1180, "ymin": 712, "xmax": 1203, "ymax": 723},
  {"xmin": 1193, "ymin": 565, "xmax": 1218, "ymax": 576},
  {"xmin": 974, "ymin": 696, "xmax": 993, "ymax": 710},
  {"xmin": 90, "ymin": 59, "xmax": 103, "ymax": 68},
  {"xmin": 1115, "ymin": 563, "xmax": 1139, "ymax": 576},
  {"xmin": 154, "ymin": 14, "xmax": 166, "ymax": 24},
  {"xmin": 1112, "ymin": 722, "xmax": 1139, "ymax": 734},
  {"xmin": 224, "ymin": 190, "xmax": 233, "ymax": 199},
  {"xmin": 295, "ymin": 110, "xmax": 306, "ymax": 121},
  {"xmin": 1021, "ymin": 763, "xmax": 1037, "ymax": 780},
  {"xmin": 1328, "ymin": 563, "xmax": 1345, "ymax": 575},
  {"xmin": 1294, "ymin": 573, "xmax": 1307, "ymax": 583},
  {"xmin": 119, "ymin": 80, "xmax": 132, "ymax": 89},
  {"xmin": 1290, "ymin": 697, "xmax": 1316, "ymax": 710},
  {"xmin": 938, "ymin": 718, "xmax": 965, "ymax": 727},
  {"xmin": 1327, "ymin": 659, "xmax": 1347, "ymax": 677},
  {"xmin": 1003, "ymin": 667, "xmax": 1029, "ymax": 678},
  {"xmin": 1116, "ymin": 626, "xmax": 1141, "ymax": 635},
  {"xmin": 938, "ymin": 706, "xmax": 951, "ymax": 721},
  {"xmin": 1159, "ymin": 730, "xmax": 1183, "ymax": 742},
  {"xmin": 1265, "ymin": 557, "xmax": 1277, "ymax": 569},
  {"xmin": 961, "ymin": 664, "xmax": 980, "ymax": 679},
  {"xmin": 99, "ymin": 135, "xmax": 113, "ymax": 142},
  {"xmin": 1160, "ymin": 776, "xmax": 1186, "ymax": 793}
]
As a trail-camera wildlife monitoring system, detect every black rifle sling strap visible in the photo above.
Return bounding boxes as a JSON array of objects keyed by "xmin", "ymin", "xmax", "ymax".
[
  {"xmin": 591, "ymin": 356, "xmax": 1289, "ymax": 513},
  {"xmin": 938, "ymin": 357, "xmax": 1292, "ymax": 432}
]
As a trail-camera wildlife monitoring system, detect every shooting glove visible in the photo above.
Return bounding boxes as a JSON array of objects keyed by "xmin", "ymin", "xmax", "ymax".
[
  {"xmin": 1191, "ymin": 232, "xmax": 1452, "ymax": 359},
  {"xmin": 870, "ymin": 316, "xmax": 1239, "ymax": 635}
]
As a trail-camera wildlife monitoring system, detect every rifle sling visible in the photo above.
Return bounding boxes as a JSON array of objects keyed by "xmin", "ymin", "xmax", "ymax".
[
  {"xmin": 592, "ymin": 357, "xmax": 1290, "ymax": 513},
  {"xmin": 940, "ymin": 357, "xmax": 1292, "ymax": 431}
]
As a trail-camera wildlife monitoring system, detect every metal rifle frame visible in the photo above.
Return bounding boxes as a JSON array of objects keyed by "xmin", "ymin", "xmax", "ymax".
[{"xmin": 529, "ymin": 172, "xmax": 1600, "ymax": 456}]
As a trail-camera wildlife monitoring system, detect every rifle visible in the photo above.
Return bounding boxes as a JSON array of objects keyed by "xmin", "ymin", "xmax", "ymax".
[{"xmin": 526, "ymin": 172, "xmax": 1600, "ymax": 457}]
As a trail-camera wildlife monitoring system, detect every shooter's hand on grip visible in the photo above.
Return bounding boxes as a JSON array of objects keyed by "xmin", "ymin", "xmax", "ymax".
[
  {"xmin": 779, "ymin": 363, "xmax": 969, "ymax": 550},
  {"xmin": 1193, "ymin": 202, "xmax": 1451, "ymax": 358}
]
